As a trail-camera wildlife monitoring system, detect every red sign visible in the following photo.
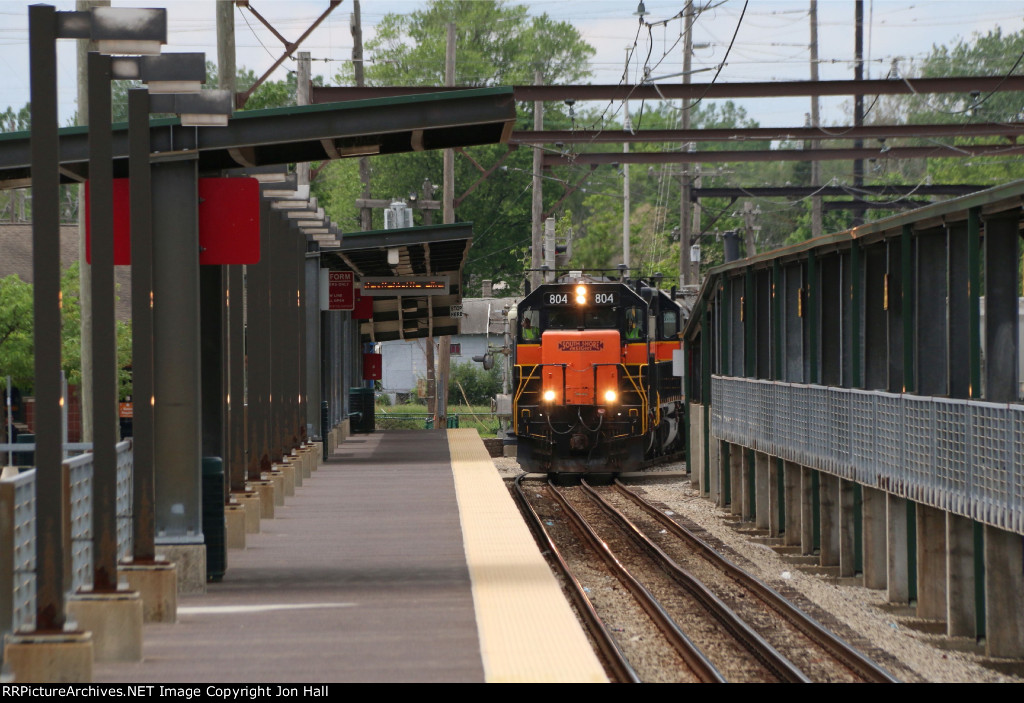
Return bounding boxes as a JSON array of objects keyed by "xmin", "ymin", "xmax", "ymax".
[
  {"xmin": 353, "ymin": 291, "xmax": 374, "ymax": 320},
  {"xmin": 363, "ymin": 352, "xmax": 382, "ymax": 380},
  {"xmin": 328, "ymin": 271, "xmax": 354, "ymax": 311},
  {"xmin": 85, "ymin": 177, "xmax": 260, "ymax": 265}
]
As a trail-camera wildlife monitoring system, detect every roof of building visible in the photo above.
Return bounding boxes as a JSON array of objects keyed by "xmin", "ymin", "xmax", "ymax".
[{"xmin": 0, "ymin": 223, "xmax": 132, "ymax": 322}]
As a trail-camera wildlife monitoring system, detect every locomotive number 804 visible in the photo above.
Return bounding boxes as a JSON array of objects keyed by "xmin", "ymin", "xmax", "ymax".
[{"xmin": 513, "ymin": 277, "xmax": 686, "ymax": 476}]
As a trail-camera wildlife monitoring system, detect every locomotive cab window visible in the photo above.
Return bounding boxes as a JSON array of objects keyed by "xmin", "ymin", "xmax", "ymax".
[
  {"xmin": 624, "ymin": 306, "xmax": 644, "ymax": 339},
  {"xmin": 661, "ymin": 309, "xmax": 679, "ymax": 339},
  {"xmin": 521, "ymin": 308, "xmax": 540, "ymax": 340}
]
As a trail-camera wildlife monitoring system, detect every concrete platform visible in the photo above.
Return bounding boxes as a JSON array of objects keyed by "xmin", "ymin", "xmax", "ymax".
[{"xmin": 91, "ymin": 430, "xmax": 603, "ymax": 683}]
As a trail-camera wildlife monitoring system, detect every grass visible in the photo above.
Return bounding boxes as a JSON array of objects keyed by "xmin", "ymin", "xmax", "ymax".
[{"xmin": 374, "ymin": 403, "xmax": 500, "ymax": 435}]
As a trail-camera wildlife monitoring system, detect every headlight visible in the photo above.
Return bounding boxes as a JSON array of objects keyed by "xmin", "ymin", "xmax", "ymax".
[
  {"xmin": 604, "ymin": 390, "xmax": 617, "ymax": 403},
  {"xmin": 575, "ymin": 284, "xmax": 587, "ymax": 296},
  {"xmin": 543, "ymin": 390, "xmax": 556, "ymax": 402},
  {"xmin": 575, "ymin": 295, "xmax": 586, "ymax": 305}
]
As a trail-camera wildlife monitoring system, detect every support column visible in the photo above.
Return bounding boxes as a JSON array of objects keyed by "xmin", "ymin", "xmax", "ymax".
[
  {"xmin": 716, "ymin": 441, "xmax": 730, "ymax": 509},
  {"xmin": 729, "ymin": 443, "xmax": 743, "ymax": 516},
  {"xmin": 862, "ymin": 486, "xmax": 888, "ymax": 589},
  {"xmin": 689, "ymin": 403, "xmax": 703, "ymax": 489},
  {"xmin": 754, "ymin": 451, "xmax": 769, "ymax": 530},
  {"xmin": 767, "ymin": 457, "xmax": 781, "ymax": 538},
  {"xmin": 800, "ymin": 466, "xmax": 815, "ymax": 555},
  {"xmin": 945, "ymin": 513, "xmax": 976, "ymax": 638},
  {"xmin": 152, "ymin": 157, "xmax": 205, "ymax": 591},
  {"xmin": 887, "ymin": 494, "xmax": 909, "ymax": 603},
  {"xmin": 783, "ymin": 460, "xmax": 801, "ymax": 546},
  {"xmin": 915, "ymin": 504, "xmax": 947, "ymax": 620},
  {"xmin": 819, "ymin": 473, "xmax": 839, "ymax": 566},
  {"xmin": 984, "ymin": 525, "xmax": 1024, "ymax": 658},
  {"xmin": 741, "ymin": 450, "xmax": 754, "ymax": 522},
  {"xmin": 838, "ymin": 479, "xmax": 856, "ymax": 577},
  {"xmin": 707, "ymin": 433, "xmax": 720, "ymax": 504}
]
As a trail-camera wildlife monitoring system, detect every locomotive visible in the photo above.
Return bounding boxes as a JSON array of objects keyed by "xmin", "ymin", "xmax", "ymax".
[{"xmin": 512, "ymin": 276, "xmax": 686, "ymax": 475}]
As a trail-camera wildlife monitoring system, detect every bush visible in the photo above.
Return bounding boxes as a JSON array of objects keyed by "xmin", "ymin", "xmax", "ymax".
[{"xmin": 448, "ymin": 362, "xmax": 502, "ymax": 406}]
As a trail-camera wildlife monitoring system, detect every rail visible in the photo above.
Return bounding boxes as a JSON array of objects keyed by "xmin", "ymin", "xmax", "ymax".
[{"xmin": 711, "ymin": 375, "xmax": 1024, "ymax": 534}]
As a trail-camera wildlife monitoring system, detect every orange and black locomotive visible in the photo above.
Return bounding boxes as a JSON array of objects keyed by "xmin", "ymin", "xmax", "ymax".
[{"xmin": 513, "ymin": 276, "xmax": 685, "ymax": 475}]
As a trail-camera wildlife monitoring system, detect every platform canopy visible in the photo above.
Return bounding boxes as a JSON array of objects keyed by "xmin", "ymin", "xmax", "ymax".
[
  {"xmin": 321, "ymin": 223, "xmax": 473, "ymax": 343},
  {"xmin": 0, "ymin": 87, "xmax": 516, "ymax": 187}
]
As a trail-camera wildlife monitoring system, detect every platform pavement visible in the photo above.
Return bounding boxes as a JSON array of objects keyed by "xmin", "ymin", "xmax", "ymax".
[{"xmin": 91, "ymin": 429, "xmax": 605, "ymax": 683}]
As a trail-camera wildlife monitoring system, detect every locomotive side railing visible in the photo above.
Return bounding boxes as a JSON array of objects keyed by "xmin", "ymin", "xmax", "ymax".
[{"xmin": 711, "ymin": 376, "xmax": 1024, "ymax": 535}]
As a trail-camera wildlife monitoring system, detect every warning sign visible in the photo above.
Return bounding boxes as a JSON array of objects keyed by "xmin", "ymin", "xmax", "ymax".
[{"xmin": 320, "ymin": 270, "xmax": 355, "ymax": 311}]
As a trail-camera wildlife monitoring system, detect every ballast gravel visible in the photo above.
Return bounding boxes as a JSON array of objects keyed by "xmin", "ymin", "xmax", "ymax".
[{"xmin": 492, "ymin": 456, "xmax": 1023, "ymax": 684}]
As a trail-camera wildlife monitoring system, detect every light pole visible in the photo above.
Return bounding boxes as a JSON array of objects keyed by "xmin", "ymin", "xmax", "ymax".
[
  {"xmin": 26, "ymin": 0, "xmax": 165, "ymax": 634},
  {"xmin": 6, "ymin": 4, "xmax": 164, "ymax": 681}
]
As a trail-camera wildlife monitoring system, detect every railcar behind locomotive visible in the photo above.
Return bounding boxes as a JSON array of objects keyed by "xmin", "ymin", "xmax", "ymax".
[{"xmin": 512, "ymin": 275, "xmax": 686, "ymax": 475}]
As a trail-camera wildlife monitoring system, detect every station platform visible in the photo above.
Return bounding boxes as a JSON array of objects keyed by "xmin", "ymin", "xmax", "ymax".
[{"xmin": 92, "ymin": 429, "xmax": 606, "ymax": 683}]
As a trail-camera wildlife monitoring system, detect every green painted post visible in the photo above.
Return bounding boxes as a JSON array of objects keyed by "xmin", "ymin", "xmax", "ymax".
[
  {"xmin": 967, "ymin": 208, "xmax": 981, "ymax": 399},
  {"xmin": 901, "ymin": 224, "xmax": 914, "ymax": 393},
  {"xmin": 807, "ymin": 251, "xmax": 819, "ymax": 384},
  {"xmin": 851, "ymin": 240, "xmax": 862, "ymax": 388},
  {"xmin": 773, "ymin": 260, "xmax": 782, "ymax": 381}
]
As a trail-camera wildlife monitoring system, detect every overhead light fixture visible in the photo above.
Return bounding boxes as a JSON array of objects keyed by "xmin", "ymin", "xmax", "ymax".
[{"xmin": 634, "ymin": 1, "xmax": 649, "ymax": 18}]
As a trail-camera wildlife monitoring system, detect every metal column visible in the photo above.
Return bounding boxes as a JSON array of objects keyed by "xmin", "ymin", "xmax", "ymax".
[{"xmin": 152, "ymin": 156, "xmax": 203, "ymax": 543}]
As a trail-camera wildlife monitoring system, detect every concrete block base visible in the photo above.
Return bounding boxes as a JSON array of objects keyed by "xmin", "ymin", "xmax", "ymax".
[
  {"xmin": 287, "ymin": 455, "xmax": 303, "ymax": 488},
  {"xmin": 280, "ymin": 459, "xmax": 296, "ymax": 494},
  {"xmin": 65, "ymin": 589, "xmax": 143, "ymax": 662},
  {"xmin": 264, "ymin": 471, "xmax": 285, "ymax": 506},
  {"xmin": 3, "ymin": 630, "xmax": 92, "ymax": 683},
  {"xmin": 235, "ymin": 491, "xmax": 261, "ymax": 533},
  {"xmin": 118, "ymin": 561, "xmax": 177, "ymax": 623},
  {"xmin": 503, "ymin": 444, "xmax": 518, "ymax": 458},
  {"xmin": 340, "ymin": 418, "xmax": 350, "ymax": 441},
  {"xmin": 310, "ymin": 442, "xmax": 322, "ymax": 470},
  {"xmin": 251, "ymin": 481, "xmax": 274, "ymax": 519},
  {"xmin": 157, "ymin": 544, "xmax": 207, "ymax": 595},
  {"xmin": 225, "ymin": 504, "xmax": 246, "ymax": 549}
]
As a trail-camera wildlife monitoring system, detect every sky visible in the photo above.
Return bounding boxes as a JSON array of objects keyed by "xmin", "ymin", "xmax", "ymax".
[{"xmin": 0, "ymin": 0, "xmax": 1021, "ymax": 128}]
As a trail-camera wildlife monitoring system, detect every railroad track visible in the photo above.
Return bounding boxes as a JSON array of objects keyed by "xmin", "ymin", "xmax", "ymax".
[{"xmin": 514, "ymin": 475, "xmax": 898, "ymax": 683}]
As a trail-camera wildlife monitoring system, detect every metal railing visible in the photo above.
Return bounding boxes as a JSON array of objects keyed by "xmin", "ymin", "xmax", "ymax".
[
  {"xmin": 1, "ymin": 441, "xmax": 133, "ymax": 642},
  {"xmin": 711, "ymin": 376, "xmax": 1024, "ymax": 535}
]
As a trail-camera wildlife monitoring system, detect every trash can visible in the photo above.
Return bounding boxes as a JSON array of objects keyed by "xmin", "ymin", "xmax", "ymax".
[
  {"xmin": 13, "ymin": 433, "xmax": 34, "ymax": 468},
  {"xmin": 349, "ymin": 387, "xmax": 375, "ymax": 433},
  {"xmin": 202, "ymin": 457, "xmax": 226, "ymax": 582}
]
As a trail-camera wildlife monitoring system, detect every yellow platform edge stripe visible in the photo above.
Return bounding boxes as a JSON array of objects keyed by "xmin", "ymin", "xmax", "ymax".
[{"xmin": 447, "ymin": 428, "xmax": 608, "ymax": 683}]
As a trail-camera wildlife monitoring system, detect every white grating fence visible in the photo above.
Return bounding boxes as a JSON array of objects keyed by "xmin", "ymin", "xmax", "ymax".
[
  {"xmin": 1, "ymin": 441, "xmax": 133, "ymax": 643},
  {"xmin": 712, "ymin": 376, "xmax": 1024, "ymax": 535}
]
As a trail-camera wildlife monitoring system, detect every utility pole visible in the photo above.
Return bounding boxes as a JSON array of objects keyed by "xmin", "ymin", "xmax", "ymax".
[
  {"xmin": 296, "ymin": 52, "xmax": 311, "ymax": 186},
  {"xmin": 853, "ymin": 0, "xmax": 865, "ymax": 227},
  {"xmin": 622, "ymin": 100, "xmax": 631, "ymax": 275},
  {"xmin": 351, "ymin": 1, "xmax": 372, "ymax": 231},
  {"xmin": 530, "ymin": 70, "xmax": 544, "ymax": 291},
  {"xmin": 809, "ymin": 0, "xmax": 823, "ymax": 237},
  {"xmin": 435, "ymin": 22, "xmax": 456, "ymax": 428},
  {"xmin": 743, "ymin": 200, "xmax": 759, "ymax": 257},
  {"xmin": 679, "ymin": 0, "xmax": 695, "ymax": 286}
]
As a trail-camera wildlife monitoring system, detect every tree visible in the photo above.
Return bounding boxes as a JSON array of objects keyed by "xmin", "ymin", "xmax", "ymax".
[
  {"xmin": 320, "ymin": 0, "xmax": 595, "ymax": 293},
  {"xmin": 0, "ymin": 274, "xmax": 34, "ymax": 389}
]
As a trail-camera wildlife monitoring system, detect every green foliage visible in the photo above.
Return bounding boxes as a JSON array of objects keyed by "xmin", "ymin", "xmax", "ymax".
[
  {"xmin": 448, "ymin": 362, "xmax": 502, "ymax": 405},
  {"xmin": 0, "ymin": 274, "xmax": 34, "ymax": 388},
  {"xmin": 322, "ymin": 0, "xmax": 594, "ymax": 292},
  {"xmin": 340, "ymin": 0, "xmax": 593, "ymax": 88},
  {"xmin": 0, "ymin": 263, "xmax": 130, "ymax": 397}
]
